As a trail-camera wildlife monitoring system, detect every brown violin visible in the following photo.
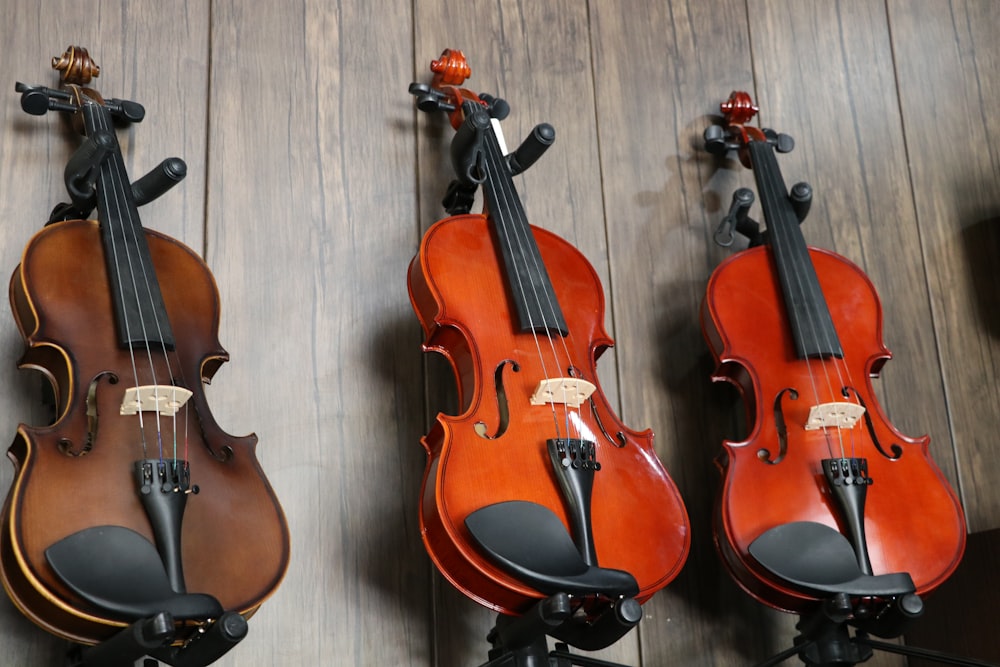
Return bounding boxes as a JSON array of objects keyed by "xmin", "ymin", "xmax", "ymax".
[
  {"xmin": 701, "ymin": 92, "xmax": 966, "ymax": 618},
  {"xmin": 0, "ymin": 47, "xmax": 289, "ymax": 654},
  {"xmin": 407, "ymin": 49, "xmax": 689, "ymax": 634}
]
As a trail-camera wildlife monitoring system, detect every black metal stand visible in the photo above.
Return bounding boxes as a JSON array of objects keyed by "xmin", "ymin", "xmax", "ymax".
[
  {"xmin": 65, "ymin": 610, "xmax": 247, "ymax": 667},
  {"xmin": 747, "ymin": 523, "xmax": 999, "ymax": 667},
  {"xmin": 752, "ymin": 593, "xmax": 999, "ymax": 667},
  {"xmin": 477, "ymin": 593, "xmax": 639, "ymax": 667}
]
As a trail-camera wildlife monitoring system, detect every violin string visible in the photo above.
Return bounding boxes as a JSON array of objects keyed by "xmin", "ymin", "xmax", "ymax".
[
  {"xmin": 487, "ymin": 131, "xmax": 583, "ymax": 430},
  {"xmin": 481, "ymin": 125, "xmax": 564, "ymax": 436},
  {"xmin": 88, "ymin": 100, "xmax": 150, "ymax": 459},
  {"xmin": 758, "ymin": 143, "xmax": 845, "ymax": 459},
  {"xmin": 752, "ymin": 140, "xmax": 849, "ymax": 459},
  {"xmin": 501, "ymin": 161, "xmax": 584, "ymax": 441},
  {"xmin": 757, "ymin": 139, "xmax": 866, "ymax": 460},
  {"xmin": 93, "ymin": 98, "xmax": 181, "ymax": 464},
  {"xmin": 774, "ymin": 163, "xmax": 865, "ymax": 460},
  {"xmin": 480, "ymin": 118, "xmax": 575, "ymax": 441}
]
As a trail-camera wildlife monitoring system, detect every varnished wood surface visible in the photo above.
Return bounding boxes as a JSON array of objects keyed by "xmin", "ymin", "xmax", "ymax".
[{"xmin": 0, "ymin": 0, "xmax": 997, "ymax": 665}]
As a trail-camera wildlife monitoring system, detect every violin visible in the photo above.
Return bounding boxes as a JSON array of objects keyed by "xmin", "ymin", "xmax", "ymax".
[
  {"xmin": 701, "ymin": 91, "xmax": 966, "ymax": 614},
  {"xmin": 407, "ymin": 49, "xmax": 690, "ymax": 620},
  {"xmin": 0, "ymin": 47, "xmax": 289, "ymax": 647}
]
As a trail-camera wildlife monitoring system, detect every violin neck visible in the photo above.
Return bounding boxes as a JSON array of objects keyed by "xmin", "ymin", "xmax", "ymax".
[
  {"xmin": 480, "ymin": 120, "xmax": 568, "ymax": 337},
  {"xmin": 83, "ymin": 102, "xmax": 175, "ymax": 350},
  {"xmin": 748, "ymin": 140, "xmax": 841, "ymax": 359}
]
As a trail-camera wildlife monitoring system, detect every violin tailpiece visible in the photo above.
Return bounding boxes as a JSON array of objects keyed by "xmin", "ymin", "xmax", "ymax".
[
  {"xmin": 822, "ymin": 457, "xmax": 874, "ymax": 576},
  {"xmin": 547, "ymin": 438, "xmax": 600, "ymax": 567},
  {"xmin": 136, "ymin": 459, "xmax": 197, "ymax": 594}
]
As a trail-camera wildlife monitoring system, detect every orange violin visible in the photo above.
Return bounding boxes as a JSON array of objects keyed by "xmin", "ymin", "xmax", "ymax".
[{"xmin": 407, "ymin": 50, "xmax": 689, "ymax": 645}]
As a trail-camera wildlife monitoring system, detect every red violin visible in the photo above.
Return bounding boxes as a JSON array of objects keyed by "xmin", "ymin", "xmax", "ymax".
[
  {"xmin": 407, "ymin": 49, "xmax": 690, "ymax": 632},
  {"xmin": 0, "ymin": 47, "xmax": 288, "ymax": 660},
  {"xmin": 701, "ymin": 91, "xmax": 966, "ymax": 617}
]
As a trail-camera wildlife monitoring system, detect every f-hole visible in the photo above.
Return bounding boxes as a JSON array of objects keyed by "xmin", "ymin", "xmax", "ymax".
[
  {"xmin": 59, "ymin": 371, "xmax": 119, "ymax": 456},
  {"xmin": 474, "ymin": 360, "xmax": 520, "ymax": 440},
  {"xmin": 843, "ymin": 386, "xmax": 902, "ymax": 460},
  {"xmin": 566, "ymin": 365, "xmax": 626, "ymax": 448},
  {"xmin": 759, "ymin": 387, "xmax": 798, "ymax": 464}
]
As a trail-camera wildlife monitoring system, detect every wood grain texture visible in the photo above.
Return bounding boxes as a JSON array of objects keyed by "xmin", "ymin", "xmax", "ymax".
[
  {"xmin": 889, "ymin": 0, "xmax": 1000, "ymax": 533},
  {"xmin": 204, "ymin": 1, "xmax": 430, "ymax": 665},
  {"xmin": 0, "ymin": 0, "xmax": 996, "ymax": 664}
]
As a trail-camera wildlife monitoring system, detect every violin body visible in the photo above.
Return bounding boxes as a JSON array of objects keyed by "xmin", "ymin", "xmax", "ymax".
[
  {"xmin": 410, "ymin": 213, "xmax": 689, "ymax": 614},
  {"xmin": 0, "ymin": 48, "xmax": 288, "ymax": 647},
  {"xmin": 1, "ymin": 220, "xmax": 288, "ymax": 643},
  {"xmin": 701, "ymin": 91, "xmax": 966, "ymax": 616},
  {"xmin": 703, "ymin": 244, "xmax": 966, "ymax": 612}
]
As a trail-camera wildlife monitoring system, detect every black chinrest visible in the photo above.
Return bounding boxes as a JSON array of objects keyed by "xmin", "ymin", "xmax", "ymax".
[
  {"xmin": 46, "ymin": 525, "xmax": 223, "ymax": 621},
  {"xmin": 749, "ymin": 521, "xmax": 915, "ymax": 597},
  {"xmin": 465, "ymin": 500, "xmax": 639, "ymax": 598}
]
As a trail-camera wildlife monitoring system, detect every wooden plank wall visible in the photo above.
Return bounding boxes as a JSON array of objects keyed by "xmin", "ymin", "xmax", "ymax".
[{"xmin": 0, "ymin": 1, "xmax": 997, "ymax": 665}]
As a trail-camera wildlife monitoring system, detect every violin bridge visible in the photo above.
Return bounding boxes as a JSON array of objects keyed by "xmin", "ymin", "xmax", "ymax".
[
  {"xmin": 530, "ymin": 378, "xmax": 597, "ymax": 409},
  {"xmin": 805, "ymin": 402, "xmax": 866, "ymax": 430},
  {"xmin": 120, "ymin": 385, "xmax": 193, "ymax": 416}
]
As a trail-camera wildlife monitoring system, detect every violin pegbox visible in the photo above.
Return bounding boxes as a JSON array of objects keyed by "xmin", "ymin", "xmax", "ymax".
[
  {"xmin": 16, "ymin": 46, "xmax": 145, "ymax": 124},
  {"xmin": 704, "ymin": 90, "xmax": 795, "ymax": 162}
]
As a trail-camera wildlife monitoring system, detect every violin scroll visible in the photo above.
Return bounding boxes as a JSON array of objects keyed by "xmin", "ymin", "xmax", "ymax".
[
  {"xmin": 429, "ymin": 48, "xmax": 471, "ymax": 87},
  {"xmin": 51, "ymin": 45, "xmax": 100, "ymax": 85}
]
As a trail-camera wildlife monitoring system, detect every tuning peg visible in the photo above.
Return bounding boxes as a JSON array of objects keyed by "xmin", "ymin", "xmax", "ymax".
[
  {"xmin": 105, "ymin": 98, "xmax": 145, "ymax": 123},
  {"xmin": 477, "ymin": 93, "xmax": 509, "ymax": 120},
  {"xmin": 19, "ymin": 88, "xmax": 51, "ymax": 115},
  {"xmin": 763, "ymin": 128, "xmax": 795, "ymax": 153},
  {"xmin": 15, "ymin": 82, "xmax": 76, "ymax": 115},
  {"xmin": 704, "ymin": 124, "xmax": 731, "ymax": 156},
  {"xmin": 408, "ymin": 82, "xmax": 455, "ymax": 113}
]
